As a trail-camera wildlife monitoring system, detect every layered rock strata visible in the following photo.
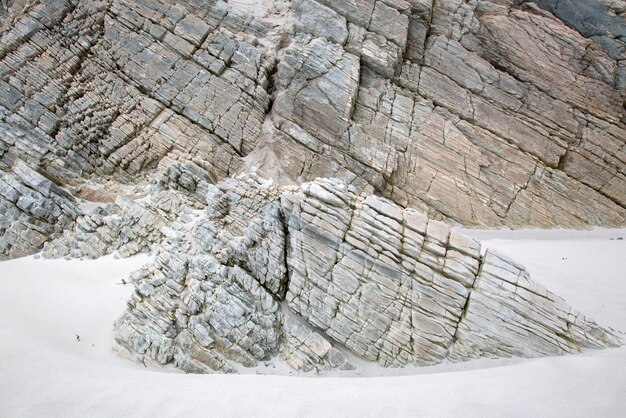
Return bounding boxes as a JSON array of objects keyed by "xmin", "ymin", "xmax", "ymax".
[
  {"xmin": 0, "ymin": 160, "xmax": 80, "ymax": 260},
  {"xmin": 274, "ymin": 0, "xmax": 626, "ymax": 228},
  {"xmin": 282, "ymin": 177, "xmax": 622, "ymax": 366},
  {"xmin": 0, "ymin": 0, "xmax": 624, "ymax": 265},
  {"xmin": 113, "ymin": 175, "xmax": 285, "ymax": 373},
  {"xmin": 280, "ymin": 313, "xmax": 355, "ymax": 372},
  {"xmin": 42, "ymin": 157, "xmax": 213, "ymax": 259},
  {"xmin": 112, "ymin": 174, "xmax": 355, "ymax": 373},
  {"xmin": 110, "ymin": 174, "xmax": 621, "ymax": 373},
  {"xmin": 0, "ymin": 0, "xmax": 623, "ymax": 374}
]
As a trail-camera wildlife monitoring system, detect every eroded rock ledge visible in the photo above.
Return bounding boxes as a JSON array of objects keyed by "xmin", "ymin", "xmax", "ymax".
[{"xmin": 106, "ymin": 173, "xmax": 621, "ymax": 373}]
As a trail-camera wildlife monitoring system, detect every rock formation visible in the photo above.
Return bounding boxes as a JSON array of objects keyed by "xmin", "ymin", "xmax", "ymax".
[
  {"xmin": 0, "ymin": 0, "xmax": 624, "ymax": 372},
  {"xmin": 1, "ymin": 0, "xmax": 626, "ymax": 261},
  {"xmin": 110, "ymin": 174, "xmax": 621, "ymax": 373}
]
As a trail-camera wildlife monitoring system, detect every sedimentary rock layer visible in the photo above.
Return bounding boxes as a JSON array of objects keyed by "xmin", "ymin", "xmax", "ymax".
[
  {"xmin": 0, "ymin": 160, "xmax": 80, "ymax": 260},
  {"xmin": 109, "ymin": 174, "xmax": 621, "ymax": 373},
  {"xmin": 0, "ymin": 0, "xmax": 624, "ymax": 264},
  {"xmin": 0, "ymin": 0, "xmax": 623, "ymax": 374},
  {"xmin": 281, "ymin": 177, "xmax": 622, "ymax": 367}
]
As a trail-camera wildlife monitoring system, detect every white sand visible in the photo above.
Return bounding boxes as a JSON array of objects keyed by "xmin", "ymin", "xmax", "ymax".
[{"xmin": 1, "ymin": 229, "xmax": 625, "ymax": 417}]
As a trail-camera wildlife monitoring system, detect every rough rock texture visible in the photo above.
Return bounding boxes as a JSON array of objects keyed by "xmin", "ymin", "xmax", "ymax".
[
  {"xmin": 282, "ymin": 177, "xmax": 621, "ymax": 366},
  {"xmin": 113, "ymin": 175, "xmax": 285, "ymax": 373},
  {"xmin": 282, "ymin": 178, "xmax": 476, "ymax": 366},
  {"xmin": 0, "ymin": 0, "xmax": 624, "ymax": 373},
  {"xmin": 0, "ymin": 0, "xmax": 272, "ymax": 178},
  {"xmin": 527, "ymin": 0, "xmax": 626, "ymax": 93},
  {"xmin": 42, "ymin": 191, "xmax": 178, "ymax": 259},
  {"xmin": 111, "ymin": 174, "xmax": 622, "ymax": 373},
  {"xmin": 113, "ymin": 173, "xmax": 355, "ymax": 373},
  {"xmin": 0, "ymin": 160, "xmax": 80, "ymax": 260},
  {"xmin": 280, "ymin": 313, "xmax": 355, "ymax": 372},
  {"xmin": 451, "ymin": 249, "xmax": 623, "ymax": 359},
  {"xmin": 269, "ymin": 0, "xmax": 626, "ymax": 228},
  {"xmin": 42, "ymin": 157, "xmax": 212, "ymax": 259},
  {"xmin": 1, "ymin": 0, "xmax": 625, "ymax": 264},
  {"xmin": 0, "ymin": 0, "xmax": 279, "ymax": 258}
]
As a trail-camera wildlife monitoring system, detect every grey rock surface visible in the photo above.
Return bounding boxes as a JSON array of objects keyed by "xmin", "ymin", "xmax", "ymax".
[
  {"xmin": 0, "ymin": 160, "xmax": 80, "ymax": 260},
  {"xmin": 113, "ymin": 174, "xmax": 286, "ymax": 373},
  {"xmin": 0, "ymin": 0, "xmax": 624, "ymax": 374},
  {"xmin": 451, "ymin": 249, "xmax": 623, "ymax": 359},
  {"xmin": 42, "ymin": 157, "xmax": 215, "ymax": 259},
  {"xmin": 292, "ymin": 0, "xmax": 348, "ymax": 45},
  {"xmin": 42, "ymin": 192, "xmax": 178, "ymax": 259},
  {"xmin": 282, "ymin": 177, "xmax": 621, "ymax": 367},
  {"xmin": 111, "ymin": 175, "xmax": 621, "ymax": 373},
  {"xmin": 280, "ymin": 313, "xmax": 355, "ymax": 372},
  {"xmin": 526, "ymin": 0, "xmax": 626, "ymax": 95},
  {"xmin": 272, "ymin": 0, "xmax": 626, "ymax": 228},
  {"xmin": 0, "ymin": 0, "xmax": 623, "ymax": 249}
]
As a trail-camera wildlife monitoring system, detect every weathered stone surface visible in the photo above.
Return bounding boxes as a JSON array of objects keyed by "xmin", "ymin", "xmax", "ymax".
[
  {"xmin": 527, "ymin": 0, "xmax": 626, "ymax": 93},
  {"xmin": 113, "ymin": 173, "xmax": 287, "ymax": 372},
  {"xmin": 109, "ymin": 175, "xmax": 621, "ymax": 373},
  {"xmin": 280, "ymin": 314, "xmax": 354, "ymax": 372},
  {"xmin": 452, "ymin": 249, "xmax": 623, "ymax": 359},
  {"xmin": 0, "ymin": 0, "xmax": 271, "ymax": 185},
  {"xmin": 273, "ymin": 36, "xmax": 360, "ymax": 151},
  {"xmin": 292, "ymin": 0, "xmax": 348, "ymax": 45},
  {"xmin": 0, "ymin": 0, "xmax": 624, "ymax": 233},
  {"xmin": 282, "ymin": 178, "xmax": 622, "ymax": 367},
  {"xmin": 270, "ymin": 0, "xmax": 626, "ymax": 228},
  {"xmin": 42, "ymin": 192, "xmax": 177, "ymax": 259},
  {"xmin": 0, "ymin": 160, "xmax": 80, "ymax": 260},
  {"xmin": 0, "ymin": 0, "xmax": 624, "ymax": 375},
  {"xmin": 113, "ymin": 221, "xmax": 283, "ymax": 373},
  {"xmin": 42, "ymin": 157, "xmax": 215, "ymax": 259},
  {"xmin": 203, "ymin": 173, "xmax": 288, "ymax": 298}
]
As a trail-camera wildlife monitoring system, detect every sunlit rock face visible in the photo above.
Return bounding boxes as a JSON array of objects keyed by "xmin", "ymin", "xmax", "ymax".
[{"xmin": 0, "ymin": 0, "xmax": 624, "ymax": 372}]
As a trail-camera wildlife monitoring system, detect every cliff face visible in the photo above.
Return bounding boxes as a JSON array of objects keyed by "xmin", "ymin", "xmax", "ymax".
[
  {"xmin": 1, "ymin": 0, "xmax": 625, "ymax": 260},
  {"xmin": 0, "ymin": 0, "xmax": 624, "ymax": 372}
]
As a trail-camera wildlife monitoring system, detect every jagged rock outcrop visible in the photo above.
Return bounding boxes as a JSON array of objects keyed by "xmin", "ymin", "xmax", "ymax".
[
  {"xmin": 280, "ymin": 313, "xmax": 355, "ymax": 372},
  {"xmin": 451, "ymin": 249, "xmax": 622, "ymax": 359},
  {"xmin": 114, "ymin": 221, "xmax": 284, "ymax": 373},
  {"xmin": 0, "ymin": 0, "xmax": 272, "ymax": 182},
  {"xmin": 0, "ymin": 0, "xmax": 624, "ymax": 261},
  {"xmin": 274, "ymin": 0, "xmax": 626, "ymax": 228},
  {"xmin": 42, "ymin": 157, "xmax": 213, "ymax": 259},
  {"xmin": 113, "ymin": 174, "xmax": 353, "ymax": 373},
  {"xmin": 111, "ymin": 174, "xmax": 621, "ymax": 373},
  {"xmin": 0, "ymin": 0, "xmax": 624, "ymax": 374},
  {"xmin": 527, "ymin": 0, "xmax": 626, "ymax": 93},
  {"xmin": 113, "ymin": 176, "xmax": 285, "ymax": 373},
  {"xmin": 42, "ymin": 191, "xmax": 179, "ymax": 259},
  {"xmin": 281, "ymin": 177, "xmax": 621, "ymax": 366},
  {"xmin": 282, "ymin": 178, "xmax": 477, "ymax": 366}
]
